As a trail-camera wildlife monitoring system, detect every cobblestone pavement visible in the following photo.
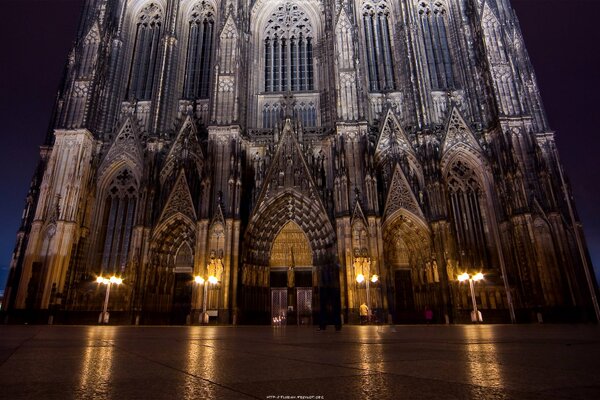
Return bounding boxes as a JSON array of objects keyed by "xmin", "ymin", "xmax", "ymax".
[{"xmin": 0, "ymin": 324, "xmax": 599, "ymax": 399}]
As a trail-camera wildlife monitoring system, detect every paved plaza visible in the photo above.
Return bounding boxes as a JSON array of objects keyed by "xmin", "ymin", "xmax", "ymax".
[{"xmin": 0, "ymin": 324, "xmax": 599, "ymax": 399}]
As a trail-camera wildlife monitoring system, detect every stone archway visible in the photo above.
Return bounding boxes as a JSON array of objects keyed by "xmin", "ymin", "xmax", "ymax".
[
  {"xmin": 240, "ymin": 189, "xmax": 337, "ymax": 324},
  {"xmin": 142, "ymin": 214, "xmax": 196, "ymax": 324},
  {"xmin": 268, "ymin": 221, "xmax": 314, "ymax": 325},
  {"xmin": 382, "ymin": 209, "xmax": 437, "ymax": 323}
]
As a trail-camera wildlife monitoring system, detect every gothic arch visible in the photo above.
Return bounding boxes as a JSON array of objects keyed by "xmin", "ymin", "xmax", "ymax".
[
  {"xmin": 178, "ymin": 0, "xmax": 217, "ymax": 21},
  {"xmin": 443, "ymin": 153, "xmax": 496, "ymax": 271},
  {"xmin": 359, "ymin": 0, "xmax": 397, "ymax": 91},
  {"xmin": 93, "ymin": 166, "xmax": 139, "ymax": 275},
  {"xmin": 382, "ymin": 208, "xmax": 431, "ymax": 248},
  {"xmin": 415, "ymin": 0, "xmax": 455, "ymax": 90},
  {"xmin": 250, "ymin": 0, "xmax": 324, "ymax": 38},
  {"xmin": 151, "ymin": 213, "xmax": 197, "ymax": 257},
  {"xmin": 244, "ymin": 189, "xmax": 336, "ymax": 267},
  {"xmin": 124, "ymin": 1, "xmax": 165, "ymax": 100},
  {"xmin": 250, "ymin": 1, "xmax": 324, "ymax": 128},
  {"xmin": 98, "ymin": 118, "xmax": 144, "ymax": 185},
  {"xmin": 382, "ymin": 208, "xmax": 435, "ymax": 293},
  {"xmin": 175, "ymin": 241, "xmax": 194, "ymax": 270},
  {"xmin": 177, "ymin": 0, "xmax": 218, "ymax": 100}
]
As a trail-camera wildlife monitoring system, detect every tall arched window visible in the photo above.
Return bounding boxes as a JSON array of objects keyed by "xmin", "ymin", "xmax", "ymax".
[
  {"xmin": 417, "ymin": 1, "xmax": 454, "ymax": 90},
  {"xmin": 127, "ymin": 3, "xmax": 163, "ymax": 100},
  {"xmin": 79, "ymin": 24, "xmax": 100, "ymax": 79},
  {"xmin": 446, "ymin": 160, "xmax": 490, "ymax": 269},
  {"xmin": 100, "ymin": 168, "xmax": 138, "ymax": 274},
  {"xmin": 183, "ymin": 1, "xmax": 215, "ymax": 99},
  {"xmin": 264, "ymin": 2, "xmax": 314, "ymax": 93},
  {"xmin": 362, "ymin": 0, "xmax": 395, "ymax": 92}
]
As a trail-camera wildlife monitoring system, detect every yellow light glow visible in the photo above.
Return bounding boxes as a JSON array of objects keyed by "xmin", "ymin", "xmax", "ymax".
[
  {"xmin": 473, "ymin": 272, "xmax": 484, "ymax": 282},
  {"xmin": 109, "ymin": 276, "xmax": 118, "ymax": 283},
  {"xmin": 356, "ymin": 274, "xmax": 365, "ymax": 283},
  {"xmin": 115, "ymin": 278, "xmax": 123, "ymax": 285},
  {"xmin": 194, "ymin": 276, "xmax": 205, "ymax": 284},
  {"xmin": 371, "ymin": 274, "xmax": 379, "ymax": 283},
  {"xmin": 96, "ymin": 276, "xmax": 104, "ymax": 284},
  {"xmin": 458, "ymin": 272, "xmax": 469, "ymax": 282},
  {"xmin": 208, "ymin": 276, "xmax": 218, "ymax": 284}
]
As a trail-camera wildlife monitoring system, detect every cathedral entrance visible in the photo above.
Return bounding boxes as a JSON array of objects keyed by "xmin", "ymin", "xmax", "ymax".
[
  {"xmin": 394, "ymin": 269, "xmax": 416, "ymax": 323},
  {"xmin": 269, "ymin": 221, "xmax": 314, "ymax": 326},
  {"xmin": 383, "ymin": 210, "xmax": 436, "ymax": 324},
  {"xmin": 171, "ymin": 273, "xmax": 192, "ymax": 324},
  {"xmin": 240, "ymin": 187, "xmax": 337, "ymax": 325},
  {"xmin": 170, "ymin": 243, "xmax": 194, "ymax": 324}
]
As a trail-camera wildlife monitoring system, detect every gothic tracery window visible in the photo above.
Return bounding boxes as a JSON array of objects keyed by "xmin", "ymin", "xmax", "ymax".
[
  {"xmin": 79, "ymin": 24, "xmax": 100, "ymax": 79},
  {"xmin": 100, "ymin": 168, "xmax": 138, "ymax": 274},
  {"xmin": 127, "ymin": 3, "xmax": 163, "ymax": 100},
  {"xmin": 264, "ymin": 2, "xmax": 314, "ymax": 93},
  {"xmin": 362, "ymin": 0, "xmax": 395, "ymax": 92},
  {"xmin": 183, "ymin": 1, "xmax": 215, "ymax": 99},
  {"xmin": 446, "ymin": 160, "xmax": 490, "ymax": 268},
  {"xmin": 417, "ymin": 0, "xmax": 454, "ymax": 90}
]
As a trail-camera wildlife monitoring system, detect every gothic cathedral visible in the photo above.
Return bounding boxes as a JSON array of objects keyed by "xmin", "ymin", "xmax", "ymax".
[{"xmin": 3, "ymin": 0, "xmax": 599, "ymax": 325}]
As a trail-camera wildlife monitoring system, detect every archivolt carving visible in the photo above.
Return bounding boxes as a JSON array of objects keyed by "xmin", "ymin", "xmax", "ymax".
[
  {"xmin": 246, "ymin": 189, "xmax": 335, "ymax": 266},
  {"xmin": 382, "ymin": 210, "xmax": 431, "ymax": 266}
]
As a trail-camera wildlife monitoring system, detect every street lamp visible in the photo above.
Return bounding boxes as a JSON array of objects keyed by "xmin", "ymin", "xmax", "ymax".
[
  {"xmin": 96, "ymin": 275, "xmax": 123, "ymax": 324},
  {"xmin": 354, "ymin": 248, "xmax": 378, "ymax": 322},
  {"xmin": 194, "ymin": 274, "xmax": 218, "ymax": 324},
  {"xmin": 458, "ymin": 272, "xmax": 484, "ymax": 322}
]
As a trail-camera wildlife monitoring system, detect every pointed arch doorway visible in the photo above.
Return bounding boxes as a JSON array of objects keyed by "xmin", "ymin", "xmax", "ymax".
[
  {"xmin": 269, "ymin": 221, "xmax": 314, "ymax": 326},
  {"xmin": 171, "ymin": 242, "xmax": 194, "ymax": 325}
]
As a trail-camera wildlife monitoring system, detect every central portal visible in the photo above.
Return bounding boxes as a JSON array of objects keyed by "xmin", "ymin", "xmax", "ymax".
[{"xmin": 270, "ymin": 221, "xmax": 314, "ymax": 326}]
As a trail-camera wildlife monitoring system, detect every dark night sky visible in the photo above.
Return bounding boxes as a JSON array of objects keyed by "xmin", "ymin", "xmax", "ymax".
[{"xmin": 0, "ymin": 0, "xmax": 599, "ymax": 290}]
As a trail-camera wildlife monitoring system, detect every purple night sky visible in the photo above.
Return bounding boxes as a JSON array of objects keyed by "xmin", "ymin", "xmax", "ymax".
[{"xmin": 0, "ymin": 0, "xmax": 599, "ymax": 289}]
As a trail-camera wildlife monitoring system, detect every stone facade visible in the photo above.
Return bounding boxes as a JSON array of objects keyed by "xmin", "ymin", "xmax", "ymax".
[{"xmin": 2, "ymin": 0, "xmax": 599, "ymax": 324}]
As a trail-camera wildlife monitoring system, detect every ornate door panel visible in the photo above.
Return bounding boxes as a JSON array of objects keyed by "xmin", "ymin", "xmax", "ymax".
[
  {"xmin": 271, "ymin": 288, "xmax": 287, "ymax": 326},
  {"xmin": 297, "ymin": 288, "xmax": 312, "ymax": 325}
]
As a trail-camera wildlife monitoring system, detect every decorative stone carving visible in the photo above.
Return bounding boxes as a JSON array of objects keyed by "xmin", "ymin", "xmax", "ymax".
[
  {"xmin": 375, "ymin": 109, "xmax": 415, "ymax": 164},
  {"xmin": 441, "ymin": 107, "xmax": 482, "ymax": 155},
  {"xmin": 383, "ymin": 164, "xmax": 425, "ymax": 220},
  {"xmin": 160, "ymin": 116, "xmax": 204, "ymax": 184},
  {"xmin": 98, "ymin": 118, "xmax": 144, "ymax": 180},
  {"xmin": 159, "ymin": 169, "xmax": 197, "ymax": 223}
]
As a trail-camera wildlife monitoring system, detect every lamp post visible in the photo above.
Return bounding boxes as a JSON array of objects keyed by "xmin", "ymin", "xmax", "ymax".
[
  {"xmin": 194, "ymin": 274, "xmax": 218, "ymax": 324},
  {"xmin": 96, "ymin": 275, "xmax": 123, "ymax": 324},
  {"xmin": 354, "ymin": 248, "xmax": 378, "ymax": 322},
  {"xmin": 458, "ymin": 272, "xmax": 484, "ymax": 322},
  {"xmin": 356, "ymin": 272, "xmax": 379, "ymax": 321}
]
